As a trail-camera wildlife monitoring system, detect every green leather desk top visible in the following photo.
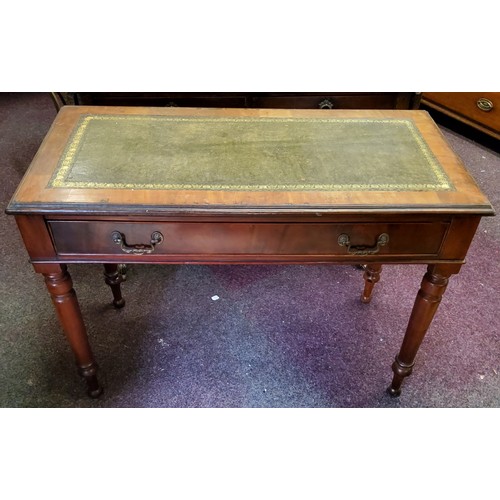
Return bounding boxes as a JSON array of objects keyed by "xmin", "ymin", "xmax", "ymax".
[
  {"xmin": 50, "ymin": 114, "xmax": 453, "ymax": 192},
  {"xmin": 8, "ymin": 107, "xmax": 494, "ymax": 216}
]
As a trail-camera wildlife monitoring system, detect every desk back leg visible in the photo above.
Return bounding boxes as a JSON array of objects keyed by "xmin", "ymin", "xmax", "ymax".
[
  {"xmin": 103, "ymin": 264, "xmax": 126, "ymax": 309},
  {"xmin": 388, "ymin": 263, "xmax": 459, "ymax": 397},
  {"xmin": 361, "ymin": 263, "xmax": 382, "ymax": 303},
  {"xmin": 38, "ymin": 264, "xmax": 103, "ymax": 398}
]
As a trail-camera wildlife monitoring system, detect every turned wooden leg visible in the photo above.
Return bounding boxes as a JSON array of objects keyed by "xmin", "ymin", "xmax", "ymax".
[
  {"xmin": 388, "ymin": 264, "xmax": 459, "ymax": 397},
  {"xmin": 361, "ymin": 263, "xmax": 382, "ymax": 303},
  {"xmin": 103, "ymin": 263, "xmax": 125, "ymax": 309},
  {"xmin": 42, "ymin": 264, "xmax": 102, "ymax": 398}
]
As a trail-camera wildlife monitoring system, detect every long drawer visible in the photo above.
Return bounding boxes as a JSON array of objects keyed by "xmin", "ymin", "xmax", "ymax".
[{"xmin": 48, "ymin": 220, "xmax": 449, "ymax": 259}]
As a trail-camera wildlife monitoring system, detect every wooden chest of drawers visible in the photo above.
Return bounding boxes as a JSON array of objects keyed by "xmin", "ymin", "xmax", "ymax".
[{"xmin": 422, "ymin": 92, "xmax": 500, "ymax": 141}]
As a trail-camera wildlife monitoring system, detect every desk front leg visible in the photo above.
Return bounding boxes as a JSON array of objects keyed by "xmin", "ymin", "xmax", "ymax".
[
  {"xmin": 37, "ymin": 264, "xmax": 103, "ymax": 398},
  {"xmin": 389, "ymin": 263, "xmax": 460, "ymax": 397}
]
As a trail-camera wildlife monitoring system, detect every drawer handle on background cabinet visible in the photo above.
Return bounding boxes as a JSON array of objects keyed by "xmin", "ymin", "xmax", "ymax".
[
  {"xmin": 318, "ymin": 99, "xmax": 334, "ymax": 109},
  {"xmin": 111, "ymin": 231, "xmax": 164, "ymax": 255},
  {"xmin": 477, "ymin": 98, "xmax": 494, "ymax": 112},
  {"xmin": 337, "ymin": 233, "xmax": 389, "ymax": 255}
]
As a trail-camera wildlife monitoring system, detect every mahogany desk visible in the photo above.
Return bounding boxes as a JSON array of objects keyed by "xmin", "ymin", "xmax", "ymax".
[{"xmin": 6, "ymin": 106, "xmax": 494, "ymax": 399}]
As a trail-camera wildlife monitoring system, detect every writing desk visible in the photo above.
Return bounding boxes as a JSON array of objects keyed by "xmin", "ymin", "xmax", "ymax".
[{"xmin": 6, "ymin": 106, "xmax": 494, "ymax": 399}]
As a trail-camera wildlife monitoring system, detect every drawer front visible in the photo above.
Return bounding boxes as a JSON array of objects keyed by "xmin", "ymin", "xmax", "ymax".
[
  {"xmin": 423, "ymin": 92, "xmax": 500, "ymax": 133},
  {"xmin": 76, "ymin": 92, "xmax": 248, "ymax": 108},
  {"xmin": 146, "ymin": 96, "xmax": 248, "ymax": 108},
  {"xmin": 49, "ymin": 220, "xmax": 448, "ymax": 259},
  {"xmin": 251, "ymin": 94, "xmax": 404, "ymax": 110}
]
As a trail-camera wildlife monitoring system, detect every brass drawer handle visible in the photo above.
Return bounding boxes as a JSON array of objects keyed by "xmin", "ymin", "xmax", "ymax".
[
  {"xmin": 338, "ymin": 233, "xmax": 389, "ymax": 255},
  {"xmin": 111, "ymin": 231, "xmax": 164, "ymax": 255},
  {"xmin": 477, "ymin": 98, "xmax": 494, "ymax": 112}
]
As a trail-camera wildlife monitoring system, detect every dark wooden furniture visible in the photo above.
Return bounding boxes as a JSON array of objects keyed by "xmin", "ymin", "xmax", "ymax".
[
  {"xmin": 6, "ymin": 106, "xmax": 493, "ymax": 400},
  {"xmin": 422, "ymin": 92, "xmax": 500, "ymax": 141},
  {"xmin": 53, "ymin": 92, "xmax": 421, "ymax": 111}
]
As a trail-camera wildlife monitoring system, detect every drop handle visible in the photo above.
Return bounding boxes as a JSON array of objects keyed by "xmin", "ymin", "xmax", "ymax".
[
  {"xmin": 111, "ymin": 231, "xmax": 164, "ymax": 255},
  {"xmin": 337, "ymin": 233, "xmax": 389, "ymax": 255}
]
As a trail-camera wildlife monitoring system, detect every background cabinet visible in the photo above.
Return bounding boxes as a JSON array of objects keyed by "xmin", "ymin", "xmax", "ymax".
[
  {"xmin": 421, "ymin": 92, "xmax": 499, "ymax": 141},
  {"xmin": 53, "ymin": 92, "xmax": 421, "ymax": 110}
]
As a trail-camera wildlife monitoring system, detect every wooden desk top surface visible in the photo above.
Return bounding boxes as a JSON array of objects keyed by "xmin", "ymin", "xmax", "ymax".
[{"xmin": 7, "ymin": 106, "xmax": 494, "ymax": 216}]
